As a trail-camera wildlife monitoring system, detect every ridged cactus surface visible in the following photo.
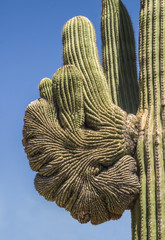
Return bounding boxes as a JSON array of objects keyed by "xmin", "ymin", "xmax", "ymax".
[
  {"xmin": 132, "ymin": 0, "xmax": 165, "ymax": 239},
  {"xmin": 23, "ymin": 15, "xmax": 140, "ymax": 225},
  {"xmin": 101, "ymin": 0, "xmax": 139, "ymax": 114}
]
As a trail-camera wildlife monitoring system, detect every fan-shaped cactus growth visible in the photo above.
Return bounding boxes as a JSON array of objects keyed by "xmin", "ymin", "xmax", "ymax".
[
  {"xmin": 23, "ymin": 17, "xmax": 139, "ymax": 225},
  {"xmin": 23, "ymin": 0, "xmax": 165, "ymax": 239}
]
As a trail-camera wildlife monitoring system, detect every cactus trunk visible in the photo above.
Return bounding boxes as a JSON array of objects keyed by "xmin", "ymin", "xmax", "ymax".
[{"xmin": 131, "ymin": 0, "xmax": 165, "ymax": 239}]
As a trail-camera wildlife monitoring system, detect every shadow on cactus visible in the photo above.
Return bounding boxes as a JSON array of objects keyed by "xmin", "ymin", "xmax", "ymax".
[{"xmin": 22, "ymin": 16, "xmax": 140, "ymax": 225}]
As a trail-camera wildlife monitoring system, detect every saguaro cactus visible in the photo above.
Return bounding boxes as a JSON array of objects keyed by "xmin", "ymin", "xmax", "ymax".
[
  {"xmin": 132, "ymin": 0, "xmax": 165, "ymax": 239},
  {"xmin": 22, "ymin": 0, "xmax": 165, "ymax": 239}
]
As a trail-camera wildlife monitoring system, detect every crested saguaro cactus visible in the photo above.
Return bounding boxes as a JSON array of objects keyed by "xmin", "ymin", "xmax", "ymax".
[{"xmin": 22, "ymin": 0, "xmax": 165, "ymax": 239}]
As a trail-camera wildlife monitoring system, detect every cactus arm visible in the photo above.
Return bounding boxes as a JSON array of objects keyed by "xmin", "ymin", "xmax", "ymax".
[
  {"xmin": 52, "ymin": 65, "xmax": 84, "ymax": 130},
  {"xmin": 39, "ymin": 78, "xmax": 53, "ymax": 102},
  {"xmin": 101, "ymin": 0, "xmax": 139, "ymax": 114},
  {"xmin": 118, "ymin": 2, "xmax": 139, "ymax": 113},
  {"xmin": 62, "ymin": 16, "xmax": 114, "ymax": 130},
  {"xmin": 132, "ymin": 0, "xmax": 165, "ymax": 239},
  {"xmin": 63, "ymin": 17, "xmax": 110, "ymax": 107},
  {"xmin": 101, "ymin": 0, "xmax": 119, "ymax": 105}
]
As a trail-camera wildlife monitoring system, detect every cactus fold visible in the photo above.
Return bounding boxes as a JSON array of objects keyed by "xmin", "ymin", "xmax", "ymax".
[{"xmin": 22, "ymin": 0, "xmax": 165, "ymax": 239}]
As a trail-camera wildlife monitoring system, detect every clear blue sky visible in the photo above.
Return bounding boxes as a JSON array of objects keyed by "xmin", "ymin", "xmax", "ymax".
[{"xmin": 0, "ymin": 0, "xmax": 140, "ymax": 239}]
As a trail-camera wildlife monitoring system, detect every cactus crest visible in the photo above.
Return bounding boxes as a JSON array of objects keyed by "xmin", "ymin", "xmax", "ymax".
[{"xmin": 23, "ymin": 15, "xmax": 140, "ymax": 225}]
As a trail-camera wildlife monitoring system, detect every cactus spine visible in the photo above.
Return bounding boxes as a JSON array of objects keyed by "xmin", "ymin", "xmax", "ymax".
[{"xmin": 22, "ymin": 0, "xmax": 165, "ymax": 239}]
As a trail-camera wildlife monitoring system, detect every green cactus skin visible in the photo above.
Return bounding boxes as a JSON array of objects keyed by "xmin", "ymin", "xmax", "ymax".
[
  {"xmin": 131, "ymin": 0, "xmax": 165, "ymax": 239},
  {"xmin": 23, "ymin": 15, "xmax": 140, "ymax": 225},
  {"xmin": 101, "ymin": 0, "xmax": 139, "ymax": 114},
  {"xmin": 22, "ymin": 0, "xmax": 165, "ymax": 239}
]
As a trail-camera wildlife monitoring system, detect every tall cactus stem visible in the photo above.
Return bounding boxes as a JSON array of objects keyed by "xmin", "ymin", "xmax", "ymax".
[{"xmin": 133, "ymin": 0, "xmax": 165, "ymax": 239}]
